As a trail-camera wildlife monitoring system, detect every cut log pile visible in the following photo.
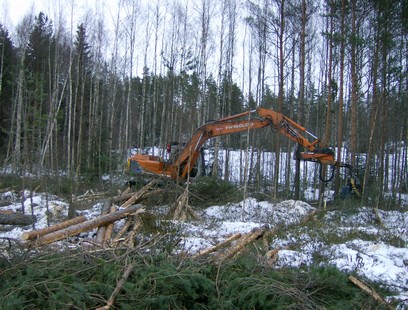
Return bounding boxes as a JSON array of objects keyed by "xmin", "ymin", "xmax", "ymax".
[{"xmin": 21, "ymin": 180, "xmax": 159, "ymax": 248}]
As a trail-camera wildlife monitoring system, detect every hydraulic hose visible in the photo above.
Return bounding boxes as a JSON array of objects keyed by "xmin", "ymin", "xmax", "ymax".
[{"xmin": 319, "ymin": 163, "xmax": 335, "ymax": 183}]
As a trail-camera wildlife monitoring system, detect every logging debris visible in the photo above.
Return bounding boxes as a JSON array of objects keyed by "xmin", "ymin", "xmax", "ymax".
[
  {"xmin": 19, "ymin": 180, "xmax": 320, "ymax": 263},
  {"xmin": 167, "ymin": 187, "xmax": 200, "ymax": 221},
  {"xmin": 349, "ymin": 275, "xmax": 394, "ymax": 310},
  {"xmin": 0, "ymin": 211, "xmax": 36, "ymax": 226},
  {"xmin": 23, "ymin": 181, "xmax": 160, "ymax": 248},
  {"xmin": 1, "ymin": 178, "xmax": 322, "ymax": 267}
]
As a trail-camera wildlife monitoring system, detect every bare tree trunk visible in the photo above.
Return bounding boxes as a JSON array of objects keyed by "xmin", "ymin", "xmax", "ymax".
[
  {"xmin": 350, "ymin": 0, "xmax": 358, "ymax": 168},
  {"xmin": 361, "ymin": 35, "xmax": 380, "ymax": 206},
  {"xmin": 75, "ymin": 57, "xmax": 86, "ymax": 179},
  {"xmin": 324, "ymin": 3, "xmax": 334, "ymax": 147},
  {"xmin": 108, "ymin": 5, "xmax": 122, "ymax": 176},
  {"xmin": 198, "ymin": 0, "xmax": 211, "ymax": 125},
  {"xmin": 123, "ymin": 1, "xmax": 138, "ymax": 160},
  {"xmin": 335, "ymin": 0, "xmax": 346, "ymax": 197},
  {"xmin": 319, "ymin": 3, "xmax": 335, "ymax": 207},
  {"xmin": 295, "ymin": 0, "xmax": 307, "ymax": 200},
  {"xmin": 151, "ymin": 3, "xmax": 161, "ymax": 154},
  {"xmin": 377, "ymin": 30, "xmax": 390, "ymax": 208},
  {"xmin": 14, "ymin": 53, "xmax": 25, "ymax": 167},
  {"xmin": 66, "ymin": 1, "xmax": 74, "ymax": 176},
  {"xmin": 273, "ymin": 0, "xmax": 286, "ymax": 200}
]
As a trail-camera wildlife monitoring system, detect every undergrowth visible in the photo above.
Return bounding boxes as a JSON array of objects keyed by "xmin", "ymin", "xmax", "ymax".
[
  {"xmin": 188, "ymin": 176, "xmax": 242, "ymax": 208},
  {"xmin": 0, "ymin": 248, "xmax": 390, "ymax": 310}
]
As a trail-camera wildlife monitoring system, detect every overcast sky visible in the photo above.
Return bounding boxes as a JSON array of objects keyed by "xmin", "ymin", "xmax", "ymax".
[
  {"xmin": 2, "ymin": 0, "xmax": 43, "ymax": 28},
  {"xmin": 1, "ymin": 0, "xmax": 112, "ymax": 31}
]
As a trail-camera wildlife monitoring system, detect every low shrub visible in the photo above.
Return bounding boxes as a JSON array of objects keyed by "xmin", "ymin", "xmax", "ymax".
[
  {"xmin": 0, "ymin": 249, "xmax": 391, "ymax": 310},
  {"xmin": 189, "ymin": 176, "xmax": 241, "ymax": 207}
]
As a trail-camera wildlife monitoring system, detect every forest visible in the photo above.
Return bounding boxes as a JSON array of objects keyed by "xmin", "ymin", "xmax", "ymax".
[{"xmin": 0, "ymin": 0, "xmax": 407, "ymax": 206}]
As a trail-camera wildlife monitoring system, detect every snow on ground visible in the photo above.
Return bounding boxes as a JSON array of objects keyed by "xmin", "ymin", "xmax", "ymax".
[{"xmin": 0, "ymin": 190, "xmax": 407, "ymax": 307}]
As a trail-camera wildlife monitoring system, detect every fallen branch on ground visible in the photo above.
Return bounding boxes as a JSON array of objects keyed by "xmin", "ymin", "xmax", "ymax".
[
  {"xmin": 193, "ymin": 233, "xmax": 242, "ymax": 258},
  {"xmin": 217, "ymin": 226, "xmax": 268, "ymax": 261},
  {"xmin": 348, "ymin": 275, "xmax": 393, "ymax": 310},
  {"xmin": 96, "ymin": 261, "xmax": 135, "ymax": 310}
]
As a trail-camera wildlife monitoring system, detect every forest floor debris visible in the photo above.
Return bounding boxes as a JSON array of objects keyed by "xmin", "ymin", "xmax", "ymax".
[{"xmin": 0, "ymin": 184, "xmax": 407, "ymax": 309}]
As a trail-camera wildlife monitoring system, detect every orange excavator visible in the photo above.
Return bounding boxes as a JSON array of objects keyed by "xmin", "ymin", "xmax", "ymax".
[{"xmin": 127, "ymin": 107, "xmax": 361, "ymax": 197}]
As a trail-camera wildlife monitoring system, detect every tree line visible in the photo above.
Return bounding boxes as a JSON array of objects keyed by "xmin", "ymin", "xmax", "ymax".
[{"xmin": 0, "ymin": 0, "xmax": 406, "ymax": 206}]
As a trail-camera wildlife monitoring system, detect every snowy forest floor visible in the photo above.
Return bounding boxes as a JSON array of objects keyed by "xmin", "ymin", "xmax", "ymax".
[{"xmin": 0, "ymin": 176, "xmax": 407, "ymax": 309}]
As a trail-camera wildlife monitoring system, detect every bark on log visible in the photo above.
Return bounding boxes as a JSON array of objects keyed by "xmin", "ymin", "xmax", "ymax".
[
  {"xmin": 126, "ymin": 217, "xmax": 143, "ymax": 248},
  {"xmin": 217, "ymin": 226, "xmax": 267, "ymax": 261},
  {"xmin": 112, "ymin": 192, "xmax": 136, "ymax": 204},
  {"xmin": 95, "ymin": 202, "xmax": 111, "ymax": 244},
  {"xmin": 120, "ymin": 180, "xmax": 158, "ymax": 208},
  {"xmin": 111, "ymin": 187, "xmax": 132, "ymax": 203},
  {"xmin": 104, "ymin": 206, "xmax": 118, "ymax": 244},
  {"xmin": 27, "ymin": 205, "xmax": 145, "ymax": 247},
  {"xmin": 168, "ymin": 188, "xmax": 200, "ymax": 221},
  {"xmin": 112, "ymin": 217, "xmax": 133, "ymax": 244},
  {"xmin": 193, "ymin": 233, "xmax": 242, "ymax": 258},
  {"xmin": 348, "ymin": 275, "xmax": 393, "ymax": 310},
  {"xmin": 0, "ymin": 212, "xmax": 36, "ymax": 226},
  {"xmin": 21, "ymin": 215, "xmax": 86, "ymax": 240}
]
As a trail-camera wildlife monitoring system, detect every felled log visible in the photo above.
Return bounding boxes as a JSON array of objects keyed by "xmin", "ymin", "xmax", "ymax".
[
  {"xmin": 0, "ymin": 212, "xmax": 36, "ymax": 226},
  {"xmin": 193, "ymin": 233, "xmax": 242, "ymax": 258},
  {"xmin": 0, "ymin": 226, "xmax": 14, "ymax": 232},
  {"xmin": 122, "ymin": 216, "xmax": 144, "ymax": 248},
  {"xmin": 348, "ymin": 275, "xmax": 393, "ymax": 310},
  {"xmin": 26, "ymin": 204, "xmax": 145, "ymax": 247},
  {"xmin": 111, "ymin": 217, "xmax": 133, "ymax": 244},
  {"xmin": 120, "ymin": 180, "xmax": 158, "ymax": 208},
  {"xmin": 21, "ymin": 215, "xmax": 86, "ymax": 240},
  {"xmin": 104, "ymin": 206, "xmax": 118, "ymax": 244},
  {"xmin": 217, "ymin": 226, "xmax": 267, "ymax": 261},
  {"xmin": 265, "ymin": 245, "xmax": 291, "ymax": 266},
  {"xmin": 95, "ymin": 202, "xmax": 111, "ymax": 244},
  {"xmin": 167, "ymin": 188, "xmax": 200, "ymax": 221},
  {"xmin": 73, "ymin": 190, "xmax": 107, "ymax": 203},
  {"xmin": 111, "ymin": 187, "xmax": 133, "ymax": 204}
]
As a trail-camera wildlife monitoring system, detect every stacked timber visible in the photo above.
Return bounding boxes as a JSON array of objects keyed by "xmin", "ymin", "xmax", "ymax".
[{"xmin": 23, "ymin": 180, "xmax": 160, "ymax": 247}]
